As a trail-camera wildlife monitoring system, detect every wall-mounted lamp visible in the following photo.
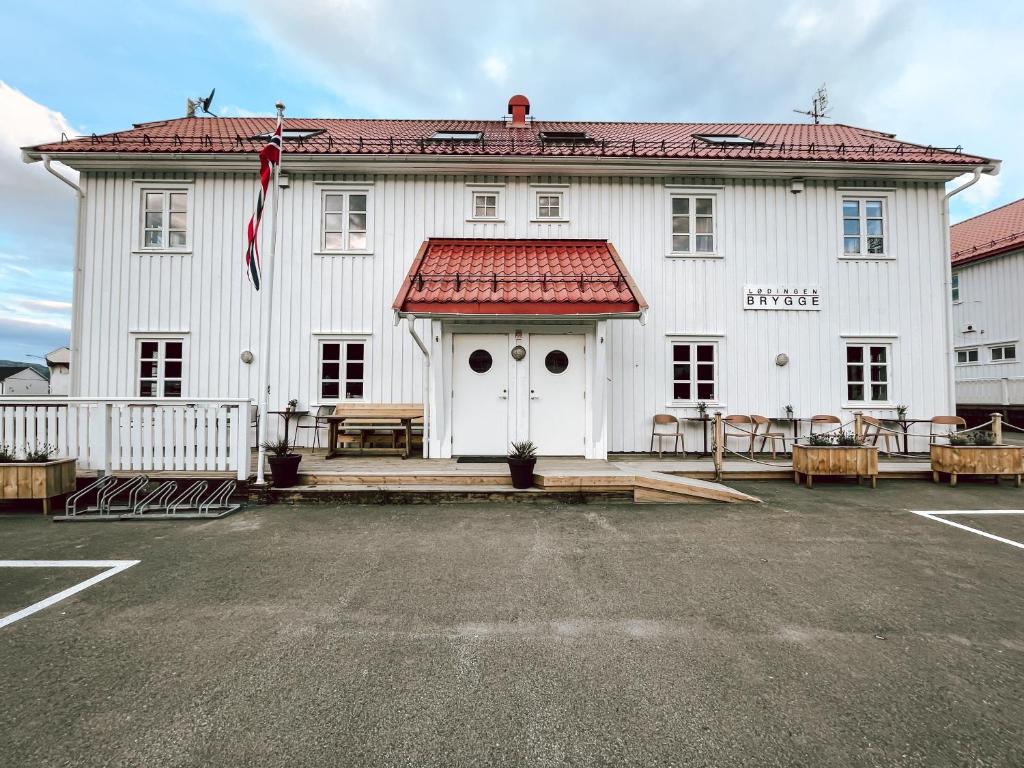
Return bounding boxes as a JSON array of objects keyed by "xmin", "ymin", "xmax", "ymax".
[
  {"xmin": 775, "ymin": 353, "xmax": 789, "ymax": 367},
  {"xmin": 790, "ymin": 179, "xmax": 805, "ymax": 194},
  {"xmin": 240, "ymin": 350, "xmax": 254, "ymax": 364},
  {"xmin": 511, "ymin": 345, "xmax": 527, "ymax": 361}
]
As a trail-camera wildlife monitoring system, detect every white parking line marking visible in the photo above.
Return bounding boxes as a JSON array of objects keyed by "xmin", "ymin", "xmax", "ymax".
[
  {"xmin": 0, "ymin": 560, "xmax": 140, "ymax": 629},
  {"xmin": 911, "ymin": 511, "xmax": 1024, "ymax": 551}
]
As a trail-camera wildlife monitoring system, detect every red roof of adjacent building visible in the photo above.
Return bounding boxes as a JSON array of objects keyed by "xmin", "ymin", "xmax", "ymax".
[
  {"xmin": 393, "ymin": 239, "xmax": 647, "ymax": 316},
  {"xmin": 25, "ymin": 115, "xmax": 990, "ymax": 167},
  {"xmin": 951, "ymin": 197, "xmax": 1024, "ymax": 266}
]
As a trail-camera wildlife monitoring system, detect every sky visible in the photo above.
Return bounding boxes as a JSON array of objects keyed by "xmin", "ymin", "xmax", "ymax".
[{"xmin": 1, "ymin": 0, "xmax": 1022, "ymax": 361}]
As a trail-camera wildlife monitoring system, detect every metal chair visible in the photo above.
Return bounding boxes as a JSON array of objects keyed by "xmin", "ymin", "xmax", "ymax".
[
  {"xmin": 751, "ymin": 415, "xmax": 788, "ymax": 458},
  {"xmin": 650, "ymin": 414, "xmax": 684, "ymax": 457},
  {"xmin": 930, "ymin": 415, "xmax": 966, "ymax": 444},
  {"xmin": 861, "ymin": 415, "xmax": 900, "ymax": 454},
  {"xmin": 723, "ymin": 414, "xmax": 756, "ymax": 457},
  {"xmin": 293, "ymin": 405, "xmax": 335, "ymax": 452},
  {"xmin": 809, "ymin": 414, "xmax": 842, "ymax": 435}
]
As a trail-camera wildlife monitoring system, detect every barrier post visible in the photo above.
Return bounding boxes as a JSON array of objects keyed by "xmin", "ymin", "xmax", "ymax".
[
  {"xmin": 991, "ymin": 412, "xmax": 1003, "ymax": 445},
  {"xmin": 713, "ymin": 411, "xmax": 724, "ymax": 482},
  {"xmin": 854, "ymin": 411, "xmax": 864, "ymax": 443}
]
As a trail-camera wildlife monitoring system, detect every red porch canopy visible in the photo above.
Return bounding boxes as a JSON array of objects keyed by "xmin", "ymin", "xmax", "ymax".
[{"xmin": 393, "ymin": 238, "xmax": 647, "ymax": 318}]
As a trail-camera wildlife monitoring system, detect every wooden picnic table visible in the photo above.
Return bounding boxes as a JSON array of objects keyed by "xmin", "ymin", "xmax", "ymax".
[{"xmin": 325, "ymin": 403, "xmax": 423, "ymax": 459}]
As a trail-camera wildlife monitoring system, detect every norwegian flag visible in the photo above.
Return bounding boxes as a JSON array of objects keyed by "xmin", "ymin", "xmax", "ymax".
[{"xmin": 244, "ymin": 116, "xmax": 283, "ymax": 290}]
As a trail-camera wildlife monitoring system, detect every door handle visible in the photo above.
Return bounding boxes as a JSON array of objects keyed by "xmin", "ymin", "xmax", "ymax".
[
  {"xmin": 499, "ymin": 389, "xmax": 508, "ymax": 399},
  {"xmin": 530, "ymin": 389, "xmax": 539, "ymax": 400}
]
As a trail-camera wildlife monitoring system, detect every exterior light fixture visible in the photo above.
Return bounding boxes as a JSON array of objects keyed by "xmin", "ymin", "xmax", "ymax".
[
  {"xmin": 790, "ymin": 179, "xmax": 805, "ymax": 194},
  {"xmin": 511, "ymin": 345, "xmax": 527, "ymax": 361},
  {"xmin": 240, "ymin": 350, "xmax": 254, "ymax": 364},
  {"xmin": 775, "ymin": 353, "xmax": 789, "ymax": 366}
]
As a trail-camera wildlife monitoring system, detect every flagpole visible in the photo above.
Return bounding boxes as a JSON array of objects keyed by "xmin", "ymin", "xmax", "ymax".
[{"xmin": 254, "ymin": 101, "xmax": 285, "ymax": 485}]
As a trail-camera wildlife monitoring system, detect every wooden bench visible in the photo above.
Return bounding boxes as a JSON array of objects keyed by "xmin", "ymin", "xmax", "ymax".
[{"xmin": 325, "ymin": 404, "xmax": 423, "ymax": 459}]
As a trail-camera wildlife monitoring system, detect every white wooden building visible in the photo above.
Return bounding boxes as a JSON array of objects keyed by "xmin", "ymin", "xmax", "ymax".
[
  {"xmin": 0, "ymin": 365, "xmax": 49, "ymax": 396},
  {"xmin": 45, "ymin": 346, "xmax": 71, "ymax": 396},
  {"xmin": 18, "ymin": 95, "xmax": 997, "ymax": 465},
  {"xmin": 950, "ymin": 198, "xmax": 1024, "ymax": 418}
]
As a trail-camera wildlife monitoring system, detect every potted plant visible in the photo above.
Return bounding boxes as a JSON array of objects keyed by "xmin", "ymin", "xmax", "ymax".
[
  {"xmin": 507, "ymin": 440, "xmax": 538, "ymax": 489},
  {"xmin": 895, "ymin": 404, "xmax": 909, "ymax": 421},
  {"xmin": 261, "ymin": 437, "xmax": 302, "ymax": 488},
  {"xmin": 285, "ymin": 398, "xmax": 298, "ymax": 413},
  {"xmin": 783, "ymin": 404, "xmax": 795, "ymax": 421},
  {"xmin": 696, "ymin": 401, "xmax": 708, "ymax": 418},
  {"xmin": 792, "ymin": 430, "xmax": 878, "ymax": 488},
  {"xmin": 931, "ymin": 430, "xmax": 1023, "ymax": 486},
  {"xmin": 0, "ymin": 443, "xmax": 77, "ymax": 515}
]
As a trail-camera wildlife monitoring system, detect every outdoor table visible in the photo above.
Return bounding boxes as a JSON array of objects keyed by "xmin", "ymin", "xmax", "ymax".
[
  {"xmin": 269, "ymin": 409, "xmax": 308, "ymax": 448},
  {"xmin": 882, "ymin": 417, "xmax": 930, "ymax": 454},
  {"xmin": 325, "ymin": 404, "xmax": 423, "ymax": 459}
]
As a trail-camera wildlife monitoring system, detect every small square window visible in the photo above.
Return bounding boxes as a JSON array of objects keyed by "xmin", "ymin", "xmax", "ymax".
[
  {"xmin": 474, "ymin": 193, "xmax": 498, "ymax": 219},
  {"xmin": 842, "ymin": 196, "xmax": 888, "ymax": 257},
  {"xmin": 536, "ymin": 193, "xmax": 562, "ymax": 219},
  {"xmin": 321, "ymin": 190, "xmax": 372, "ymax": 252},
  {"xmin": 845, "ymin": 343, "xmax": 891, "ymax": 403},
  {"xmin": 139, "ymin": 189, "xmax": 189, "ymax": 251},
  {"xmin": 669, "ymin": 194, "xmax": 715, "ymax": 255}
]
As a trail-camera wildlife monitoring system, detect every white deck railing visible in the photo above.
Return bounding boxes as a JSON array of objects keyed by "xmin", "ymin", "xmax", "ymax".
[
  {"xmin": 956, "ymin": 377, "xmax": 1024, "ymax": 406},
  {"xmin": 0, "ymin": 398, "xmax": 251, "ymax": 481}
]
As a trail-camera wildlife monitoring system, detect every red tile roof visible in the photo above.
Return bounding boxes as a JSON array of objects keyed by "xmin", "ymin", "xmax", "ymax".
[
  {"xmin": 951, "ymin": 197, "xmax": 1024, "ymax": 266},
  {"xmin": 393, "ymin": 238, "xmax": 646, "ymax": 316},
  {"xmin": 25, "ymin": 116, "xmax": 990, "ymax": 166}
]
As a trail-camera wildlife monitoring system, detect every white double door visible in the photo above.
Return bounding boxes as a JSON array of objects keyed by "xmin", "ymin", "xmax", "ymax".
[{"xmin": 451, "ymin": 332, "xmax": 586, "ymax": 456}]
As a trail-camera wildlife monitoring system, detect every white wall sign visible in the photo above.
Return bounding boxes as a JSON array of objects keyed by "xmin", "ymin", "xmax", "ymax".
[{"xmin": 744, "ymin": 285, "xmax": 821, "ymax": 311}]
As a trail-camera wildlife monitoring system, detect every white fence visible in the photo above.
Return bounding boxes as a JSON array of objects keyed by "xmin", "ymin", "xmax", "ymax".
[
  {"xmin": 0, "ymin": 398, "xmax": 251, "ymax": 480},
  {"xmin": 956, "ymin": 377, "xmax": 1024, "ymax": 407}
]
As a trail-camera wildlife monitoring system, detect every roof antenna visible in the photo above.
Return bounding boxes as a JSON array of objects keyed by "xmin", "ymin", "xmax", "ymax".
[
  {"xmin": 793, "ymin": 84, "xmax": 831, "ymax": 125},
  {"xmin": 185, "ymin": 88, "xmax": 216, "ymax": 118}
]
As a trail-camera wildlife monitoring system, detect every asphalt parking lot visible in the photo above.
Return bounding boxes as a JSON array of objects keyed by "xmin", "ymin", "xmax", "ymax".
[{"xmin": 2, "ymin": 481, "xmax": 1023, "ymax": 767}]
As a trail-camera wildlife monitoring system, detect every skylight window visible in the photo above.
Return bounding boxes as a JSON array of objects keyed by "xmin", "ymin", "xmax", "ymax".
[
  {"xmin": 695, "ymin": 134, "xmax": 759, "ymax": 145},
  {"xmin": 253, "ymin": 128, "xmax": 325, "ymax": 141},
  {"xmin": 430, "ymin": 131, "xmax": 483, "ymax": 141},
  {"xmin": 539, "ymin": 131, "xmax": 594, "ymax": 143}
]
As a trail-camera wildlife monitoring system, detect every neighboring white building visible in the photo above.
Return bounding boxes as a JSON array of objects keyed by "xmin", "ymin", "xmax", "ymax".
[
  {"xmin": 950, "ymin": 197, "xmax": 1024, "ymax": 421},
  {"xmin": 0, "ymin": 365, "xmax": 49, "ymax": 396},
  {"xmin": 45, "ymin": 346, "xmax": 71, "ymax": 396},
  {"xmin": 22, "ymin": 94, "xmax": 998, "ymax": 457}
]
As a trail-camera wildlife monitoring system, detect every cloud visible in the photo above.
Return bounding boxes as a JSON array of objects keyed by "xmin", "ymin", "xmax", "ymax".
[{"xmin": 481, "ymin": 55, "xmax": 508, "ymax": 85}]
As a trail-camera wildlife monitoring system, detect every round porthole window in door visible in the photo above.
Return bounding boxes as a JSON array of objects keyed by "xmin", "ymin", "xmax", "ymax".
[
  {"xmin": 468, "ymin": 349, "xmax": 493, "ymax": 373},
  {"xmin": 544, "ymin": 350, "xmax": 569, "ymax": 374}
]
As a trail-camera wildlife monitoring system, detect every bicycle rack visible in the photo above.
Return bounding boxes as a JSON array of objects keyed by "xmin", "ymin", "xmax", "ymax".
[
  {"xmin": 98, "ymin": 474, "xmax": 150, "ymax": 515},
  {"xmin": 55, "ymin": 475, "xmax": 242, "ymax": 521},
  {"xmin": 63, "ymin": 475, "xmax": 117, "ymax": 518},
  {"xmin": 130, "ymin": 480, "xmax": 178, "ymax": 516}
]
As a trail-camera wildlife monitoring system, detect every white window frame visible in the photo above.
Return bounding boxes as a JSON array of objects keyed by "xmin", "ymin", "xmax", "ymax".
[
  {"xmin": 134, "ymin": 336, "xmax": 186, "ymax": 398},
  {"xmin": 839, "ymin": 191, "xmax": 894, "ymax": 259},
  {"xmin": 951, "ymin": 272, "xmax": 961, "ymax": 303},
  {"xmin": 665, "ymin": 186, "xmax": 721, "ymax": 258},
  {"xmin": 132, "ymin": 182, "xmax": 194, "ymax": 254},
  {"xmin": 989, "ymin": 344, "xmax": 1017, "ymax": 363},
  {"xmin": 316, "ymin": 185, "xmax": 373, "ymax": 255},
  {"xmin": 956, "ymin": 347, "xmax": 979, "ymax": 365},
  {"xmin": 843, "ymin": 340, "xmax": 893, "ymax": 406},
  {"xmin": 316, "ymin": 337, "xmax": 368, "ymax": 402},
  {"xmin": 530, "ymin": 185, "xmax": 569, "ymax": 222},
  {"xmin": 466, "ymin": 184, "xmax": 505, "ymax": 222},
  {"xmin": 668, "ymin": 337, "xmax": 720, "ymax": 406}
]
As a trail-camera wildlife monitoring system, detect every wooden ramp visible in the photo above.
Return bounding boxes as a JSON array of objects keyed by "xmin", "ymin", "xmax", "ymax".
[{"xmin": 532, "ymin": 465, "xmax": 759, "ymax": 504}]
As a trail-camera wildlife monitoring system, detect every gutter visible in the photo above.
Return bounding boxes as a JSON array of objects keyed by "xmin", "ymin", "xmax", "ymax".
[
  {"xmin": 403, "ymin": 313, "xmax": 431, "ymax": 458},
  {"xmin": 41, "ymin": 154, "xmax": 84, "ymax": 397},
  {"xmin": 941, "ymin": 161, "xmax": 1001, "ymax": 411}
]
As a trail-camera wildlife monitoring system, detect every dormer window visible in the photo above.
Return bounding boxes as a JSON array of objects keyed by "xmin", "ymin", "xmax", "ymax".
[
  {"xmin": 695, "ymin": 134, "xmax": 759, "ymax": 145},
  {"xmin": 539, "ymin": 131, "xmax": 593, "ymax": 144},
  {"xmin": 430, "ymin": 131, "xmax": 483, "ymax": 141},
  {"xmin": 253, "ymin": 128, "xmax": 325, "ymax": 141}
]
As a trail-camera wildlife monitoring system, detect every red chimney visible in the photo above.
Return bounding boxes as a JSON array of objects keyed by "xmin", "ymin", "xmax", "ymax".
[{"xmin": 508, "ymin": 94, "xmax": 530, "ymax": 128}]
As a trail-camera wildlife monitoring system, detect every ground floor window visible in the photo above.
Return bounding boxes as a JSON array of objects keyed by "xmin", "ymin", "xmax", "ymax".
[
  {"xmin": 671, "ymin": 341, "xmax": 716, "ymax": 402},
  {"xmin": 319, "ymin": 340, "xmax": 365, "ymax": 400},
  {"xmin": 957, "ymin": 348, "xmax": 979, "ymax": 364},
  {"xmin": 845, "ymin": 343, "xmax": 890, "ymax": 403},
  {"xmin": 990, "ymin": 344, "xmax": 1017, "ymax": 362},
  {"xmin": 137, "ymin": 338, "xmax": 183, "ymax": 397}
]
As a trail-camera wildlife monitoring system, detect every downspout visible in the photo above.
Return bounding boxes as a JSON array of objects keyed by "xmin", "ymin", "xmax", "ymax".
[
  {"xmin": 941, "ymin": 166, "xmax": 992, "ymax": 412},
  {"xmin": 404, "ymin": 314, "xmax": 431, "ymax": 458},
  {"xmin": 42, "ymin": 155, "xmax": 84, "ymax": 397}
]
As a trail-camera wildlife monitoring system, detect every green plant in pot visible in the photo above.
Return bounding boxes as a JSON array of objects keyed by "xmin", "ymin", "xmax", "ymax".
[
  {"xmin": 507, "ymin": 440, "xmax": 538, "ymax": 489},
  {"xmin": 261, "ymin": 436, "xmax": 301, "ymax": 488}
]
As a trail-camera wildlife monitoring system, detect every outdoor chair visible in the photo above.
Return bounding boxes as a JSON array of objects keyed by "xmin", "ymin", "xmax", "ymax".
[
  {"xmin": 809, "ymin": 414, "xmax": 842, "ymax": 436},
  {"xmin": 861, "ymin": 415, "xmax": 900, "ymax": 454},
  {"xmin": 723, "ymin": 414, "xmax": 756, "ymax": 457},
  {"xmin": 751, "ymin": 414, "xmax": 788, "ymax": 458},
  {"xmin": 649, "ymin": 414, "xmax": 684, "ymax": 457},
  {"xmin": 929, "ymin": 415, "xmax": 966, "ymax": 444},
  {"xmin": 293, "ymin": 405, "xmax": 335, "ymax": 452}
]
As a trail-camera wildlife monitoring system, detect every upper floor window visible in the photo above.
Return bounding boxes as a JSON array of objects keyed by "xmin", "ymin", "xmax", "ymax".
[
  {"xmin": 321, "ymin": 189, "xmax": 370, "ymax": 253},
  {"xmin": 990, "ymin": 344, "xmax": 1017, "ymax": 363},
  {"xmin": 140, "ymin": 189, "xmax": 189, "ymax": 251},
  {"xmin": 842, "ymin": 197, "xmax": 887, "ymax": 257},
  {"xmin": 845, "ymin": 343, "xmax": 890, "ymax": 403},
  {"xmin": 956, "ymin": 348, "xmax": 979, "ymax": 364},
  {"xmin": 138, "ymin": 338, "xmax": 183, "ymax": 397},
  {"xmin": 319, "ymin": 340, "xmax": 365, "ymax": 400},
  {"xmin": 669, "ymin": 194, "xmax": 715, "ymax": 255},
  {"xmin": 466, "ymin": 185, "xmax": 504, "ymax": 222},
  {"xmin": 671, "ymin": 341, "xmax": 717, "ymax": 402},
  {"xmin": 951, "ymin": 273, "xmax": 961, "ymax": 302}
]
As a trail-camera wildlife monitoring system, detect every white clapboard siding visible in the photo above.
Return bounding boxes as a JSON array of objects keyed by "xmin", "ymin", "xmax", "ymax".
[
  {"xmin": 952, "ymin": 248, "xmax": 1024, "ymax": 404},
  {"xmin": 74, "ymin": 172, "xmax": 954, "ymax": 453}
]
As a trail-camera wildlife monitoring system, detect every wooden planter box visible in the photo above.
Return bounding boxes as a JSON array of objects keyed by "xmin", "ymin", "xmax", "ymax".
[
  {"xmin": 792, "ymin": 444, "xmax": 878, "ymax": 488},
  {"xmin": 930, "ymin": 444, "xmax": 1024, "ymax": 487},
  {"xmin": 0, "ymin": 458, "xmax": 77, "ymax": 514}
]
